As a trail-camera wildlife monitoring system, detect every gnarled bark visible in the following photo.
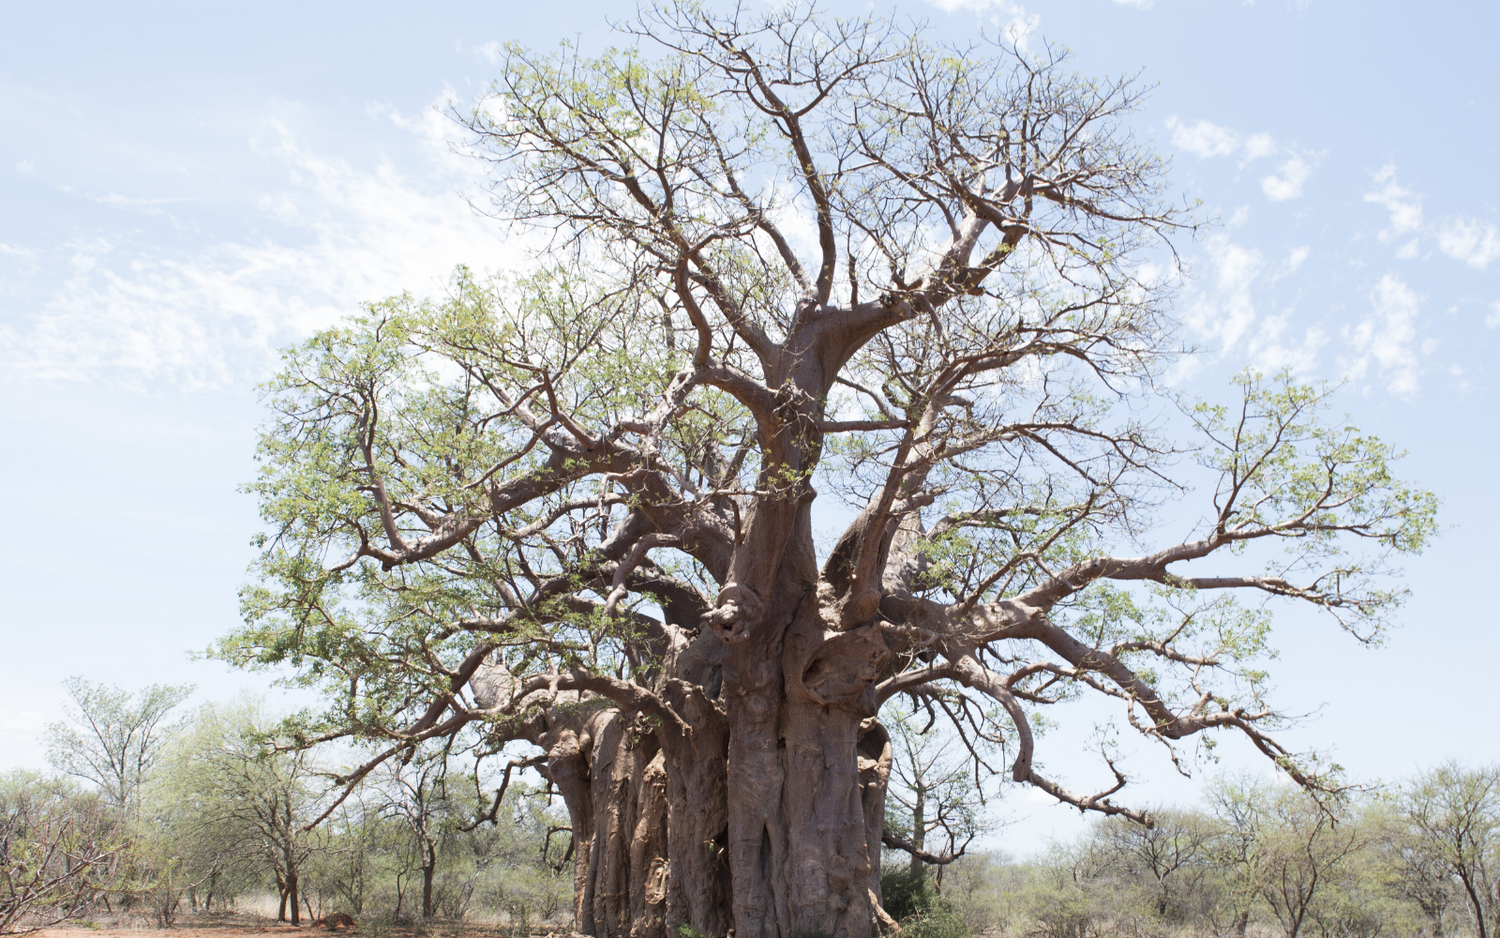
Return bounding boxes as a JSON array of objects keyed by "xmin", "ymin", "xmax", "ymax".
[{"xmin": 539, "ymin": 597, "xmax": 897, "ymax": 938}]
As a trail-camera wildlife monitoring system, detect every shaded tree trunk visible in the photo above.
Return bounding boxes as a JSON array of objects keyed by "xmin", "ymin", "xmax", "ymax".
[
  {"xmin": 421, "ymin": 850, "xmax": 435, "ymax": 920},
  {"xmin": 1232, "ymin": 909, "xmax": 1250, "ymax": 938},
  {"xmin": 541, "ymin": 518, "xmax": 898, "ymax": 938},
  {"xmin": 288, "ymin": 871, "xmax": 300, "ymax": 926},
  {"xmin": 1459, "ymin": 872, "xmax": 1489, "ymax": 938},
  {"xmin": 276, "ymin": 874, "xmax": 286, "ymax": 923}
]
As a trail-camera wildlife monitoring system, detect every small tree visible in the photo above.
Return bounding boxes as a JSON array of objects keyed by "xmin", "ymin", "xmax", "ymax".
[
  {"xmin": 45, "ymin": 678, "xmax": 192, "ymax": 817},
  {"xmin": 165, "ymin": 700, "xmax": 321, "ymax": 925},
  {"xmin": 465, "ymin": 780, "xmax": 573, "ymax": 927},
  {"xmin": 1090, "ymin": 808, "xmax": 1217, "ymax": 925},
  {"xmin": 138, "ymin": 716, "xmax": 268, "ymax": 922},
  {"xmin": 1366, "ymin": 794, "xmax": 1454, "ymax": 938},
  {"xmin": 1400, "ymin": 763, "xmax": 1500, "ymax": 938},
  {"xmin": 880, "ymin": 701, "xmax": 993, "ymax": 920},
  {"xmin": 374, "ymin": 752, "xmax": 461, "ymax": 920},
  {"xmin": 304, "ymin": 792, "xmax": 383, "ymax": 917},
  {"xmin": 1250, "ymin": 787, "xmax": 1365, "ymax": 938}
]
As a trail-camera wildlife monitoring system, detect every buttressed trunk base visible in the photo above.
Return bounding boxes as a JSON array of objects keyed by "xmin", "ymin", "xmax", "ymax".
[{"xmin": 541, "ymin": 573, "xmax": 897, "ymax": 938}]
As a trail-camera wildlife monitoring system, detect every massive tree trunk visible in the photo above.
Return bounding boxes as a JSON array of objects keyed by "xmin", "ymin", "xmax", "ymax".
[
  {"xmin": 519, "ymin": 309, "xmax": 921, "ymax": 938},
  {"xmin": 531, "ymin": 498, "xmax": 900, "ymax": 938},
  {"xmin": 541, "ymin": 665, "xmax": 895, "ymax": 938}
]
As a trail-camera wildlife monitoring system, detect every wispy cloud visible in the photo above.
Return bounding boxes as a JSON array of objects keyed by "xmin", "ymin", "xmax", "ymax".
[
  {"xmin": 1363, "ymin": 165, "xmax": 1500, "ymax": 271},
  {"xmin": 1434, "ymin": 217, "xmax": 1500, "ymax": 270},
  {"xmin": 1262, "ymin": 154, "xmax": 1313, "ymax": 201},
  {"xmin": 1363, "ymin": 165, "xmax": 1423, "ymax": 242},
  {"xmin": 1166, "ymin": 117, "xmax": 1240, "ymax": 159},
  {"xmin": 1166, "ymin": 117, "xmax": 1277, "ymax": 165},
  {"xmin": 1, "ymin": 92, "xmax": 524, "ymax": 388},
  {"xmin": 1342, "ymin": 274, "xmax": 1424, "ymax": 398},
  {"xmin": 95, "ymin": 192, "xmax": 194, "ymax": 211},
  {"xmin": 1165, "ymin": 117, "xmax": 1315, "ymax": 200},
  {"xmin": 923, "ymin": 0, "xmax": 1038, "ymax": 45},
  {"xmin": 1186, "ymin": 235, "xmax": 1263, "ymax": 351},
  {"xmin": 1180, "ymin": 234, "xmax": 1326, "ymax": 377}
]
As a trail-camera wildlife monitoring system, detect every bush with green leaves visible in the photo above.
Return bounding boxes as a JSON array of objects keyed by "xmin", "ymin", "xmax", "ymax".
[{"xmin": 0, "ymin": 771, "xmax": 120, "ymax": 935}]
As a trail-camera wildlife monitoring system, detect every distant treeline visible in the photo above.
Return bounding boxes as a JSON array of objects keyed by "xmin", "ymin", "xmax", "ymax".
[
  {"xmin": 3, "ymin": 678, "xmax": 1497, "ymax": 938},
  {"xmin": 2, "ymin": 681, "xmax": 570, "ymax": 934},
  {"xmin": 884, "ymin": 768, "xmax": 1499, "ymax": 938}
]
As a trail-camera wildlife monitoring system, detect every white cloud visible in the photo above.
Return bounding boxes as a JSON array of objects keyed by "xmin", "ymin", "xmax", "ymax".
[
  {"xmin": 1166, "ymin": 117, "xmax": 1315, "ymax": 199},
  {"xmin": 1165, "ymin": 117, "xmax": 1289, "ymax": 168},
  {"xmin": 1363, "ymin": 165, "xmax": 1423, "ymax": 241},
  {"xmin": 1261, "ymin": 154, "xmax": 1312, "ymax": 201},
  {"xmin": 1342, "ymin": 274, "xmax": 1423, "ymax": 397},
  {"xmin": 1255, "ymin": 314, "xmax": 1326, "ymax": 374},
  {"xmin": 1110, "ymin": 0, "xmax": 1153, "ymax": 7},
  {"xmin": 1434, "ymin": 217, "xmax": 1500, "ymax": 270},
  {"xmin": 1242, "ymin": 133, "xmax": 1277, "ymax": 162},
  {"xmin": 15, "ymin": 159, "xmax": 34, "ymax": 174},
  {"xmin": 1195, "ymin": 237, "xmax": 1263, "ymax": 351},
  {"xmin": 477, "ymin": 41, "xmax": 502, "ymax": 65},
  {"xmin": 1486, "ymin": 301, "xmax": 1500, "ymax": 329},
  {"xmin": 923, "ymin": 0, "xmax": 1038, "ymax": 44},
  {"xmin": 1285, "ymin": 246, "xmax": 1310, "ymax": 272},
  {"xmin": 1363, "ymin": 166, "xmax": 1500, "ymax": 273},
  {"xmin": 1, "ymin": 94, "xmax": 525, "ymax": 388},
  {"xmin": 1166, "ymin": 117, "xmax": 1240, "ymax": 159},
  {"xmin": 1180, "ymin": 234, "xmax": 1325, "ymax": 375}
]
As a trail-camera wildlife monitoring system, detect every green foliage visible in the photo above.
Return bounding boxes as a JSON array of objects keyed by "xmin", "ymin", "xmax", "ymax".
[
  {"xmin": 1185, "ymin": 371, "xmax": 1440, "ymax": 640},
  {"xmin": 880, "ymin": 865, "xmax": 933, "ymax": 922},
  {"xmin": 1016, "ymin": 874, "xmax": 1104, "ymax": 938},
  {"xmin": 1395, "ymin": 762, "xmax": 1500, "ymax": 937},
  {"xmin": 0, "ymin": 772, "xmax": 120, "ymax": 935},
  {"xmin": 898, "ymin": 902, "xmax": 970, "ymax": 938},
  {"xmin": 214, "ymin": 264, "xmax": 747, "ymax": 748}
]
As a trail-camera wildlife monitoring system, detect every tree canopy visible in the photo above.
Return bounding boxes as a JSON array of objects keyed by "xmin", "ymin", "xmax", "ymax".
[{"xmin": 215, "ymin": 5, "xmax": 1437, "ymax": 937}]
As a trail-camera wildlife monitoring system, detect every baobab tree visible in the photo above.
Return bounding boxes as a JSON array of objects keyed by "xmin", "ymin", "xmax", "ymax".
[{"xmin": 219, "ymin": 5, "xmax": 1437, "ymax": 937}]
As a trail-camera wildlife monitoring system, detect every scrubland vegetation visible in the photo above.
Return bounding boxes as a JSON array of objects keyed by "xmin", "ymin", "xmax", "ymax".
[{"xmin": 5, "ymin": 678, "xmax": 1496, "ymax": 938}]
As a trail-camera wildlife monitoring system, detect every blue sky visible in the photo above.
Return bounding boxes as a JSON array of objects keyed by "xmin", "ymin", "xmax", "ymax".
[{"xmin": 2, "ymin": 0, "xmax": 1497, "ymax": 854}]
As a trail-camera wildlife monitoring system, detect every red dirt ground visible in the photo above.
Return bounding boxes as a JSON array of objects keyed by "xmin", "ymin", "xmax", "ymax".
[{"xmin": 31, "ymin": 918, "xmax": 575, "ymax": 938}]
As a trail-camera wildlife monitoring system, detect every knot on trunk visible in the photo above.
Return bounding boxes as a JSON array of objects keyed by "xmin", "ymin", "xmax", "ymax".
[
  {"xmin": 787, "ymin": 603, "xmax": 894, "ymax": 716},
  {"xmin": 701, "ymin": 582, "xmax": 764, "ymax": 644},
  {"xmin": 838, "ymin": 584, "xmax": 883, "ymax": 629}
]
